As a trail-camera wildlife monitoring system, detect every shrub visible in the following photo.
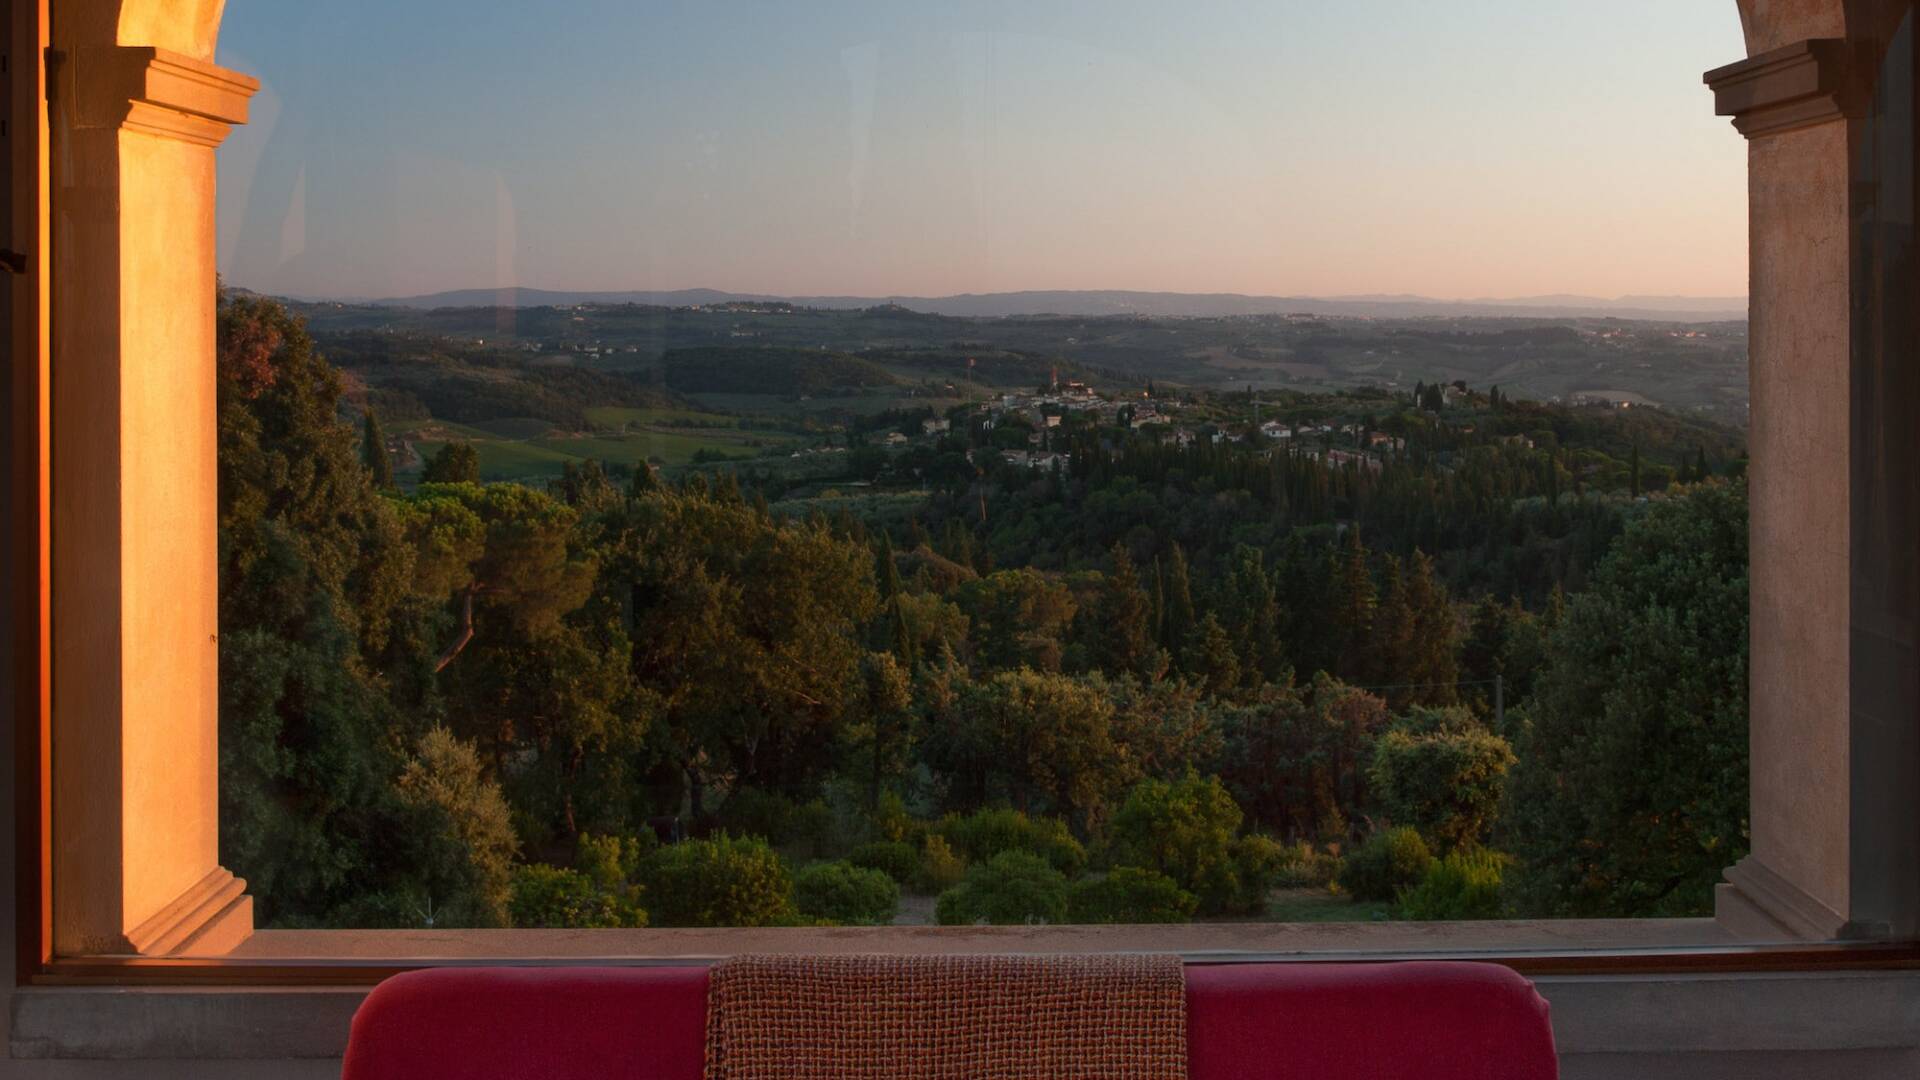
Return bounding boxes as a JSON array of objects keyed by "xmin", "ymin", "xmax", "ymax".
[
  {"xmin": 914, "ymin": 834, "xmax": 968, "ymax": 894},
  {"xmin": 570, "ymin": 832, "xmax": 652, "ymax": 925},
  {"xmin": 794, "ymin": 860, "xmax": 900, "ymax": 926},
  {"xmin": 1370, "ymin": 725, "xmax": 1517, "ymax": 852},
  {"xmin": 642, "ymin": 832, "xmax": 795, "ymax": 927},
  {"xmin": 1272, "ymin": 841, "xmax": 1339, "ymax": 889},
  {"xmin": 939, "ymin": 808, "xmax": 1087, "ymax": 877},
  {"xmin": 870, "ymin": 791, "xmax": 925, "ymax": 845},
  {"xmin": 849, "ymin": 840, "xmax": 921, "ymax": 885},
  {"xmin": 716, "ymin": 787, "xmax": 796, "ymax": 845},
  {"xmin": 1225, "ymin": 834, "xmax": 1287, "ymax": 915},
  {"xmin": 789, "ymin": 798, "xmax": 839, "ymax": 859},
  {"xmin": 509, "ymin": 864, "xmax": 634, "ymax": 929},
  {"xmin": 1107, "ymin": 774, "xmax": 1246, "ymax": 914},
  {"xmin": 1067, "ymin": 868, "xmax": 1197, "ymax": 924},
  {"xmin": 934, "ymin": 850, "xmax": 1070, "ymax": 926},
  {"xmin": 1338, "ymin": 827, "xmax": 1435, "ymax": 903},
  {"xmin": 1394, "ymin": 849, "xmax": 1510, "ymax": 921}
]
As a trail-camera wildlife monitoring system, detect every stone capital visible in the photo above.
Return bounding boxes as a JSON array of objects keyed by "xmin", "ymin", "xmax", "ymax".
[
  {"xmin": 1704, "ymin": 38, "xmax": 1870, "ymax": 139},
  {"xmin": 64, "ymin": 45, "xmax": 258, "ymax": 147}
]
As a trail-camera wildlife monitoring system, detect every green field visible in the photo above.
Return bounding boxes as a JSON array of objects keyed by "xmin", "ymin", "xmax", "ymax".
[
  {"xmin": 1262, "ymin": 889, "xmax": 1392, "ymax": 923},
  {"xmin": 688, "ymin": 391, "xmax": 976, "ymax": 418},
  {"xmin": 412, "ymin": 425, "xmax": 803, "ymax": 483},
  {"xmin": 583, "ymin": 405, "xmax": 740, "ymax": 430}
]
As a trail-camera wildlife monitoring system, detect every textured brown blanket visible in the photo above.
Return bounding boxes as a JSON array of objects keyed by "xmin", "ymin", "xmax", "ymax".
[{"xmin": 703, "ymin": 954, "xmax": 1188, "ymax": 1079}]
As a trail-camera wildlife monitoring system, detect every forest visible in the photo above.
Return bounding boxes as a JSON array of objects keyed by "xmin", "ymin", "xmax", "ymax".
[{"xmin": 219, "ymin": 291, "xmax": 1750, "ymax": 931}]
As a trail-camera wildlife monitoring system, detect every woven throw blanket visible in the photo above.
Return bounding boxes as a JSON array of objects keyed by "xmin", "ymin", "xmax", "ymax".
[{"xmin": 703, "ymin": 953, "xmax": 1188, "ymax": 1080}]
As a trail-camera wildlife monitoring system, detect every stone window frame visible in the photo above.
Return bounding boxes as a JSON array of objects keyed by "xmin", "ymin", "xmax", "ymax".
[{"xmin": 5, "ymin": 0, "xmax": 1918, "ymax": 986}]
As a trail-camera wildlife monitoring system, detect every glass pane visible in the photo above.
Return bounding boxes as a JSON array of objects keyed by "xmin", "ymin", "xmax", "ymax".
[{"xmin": 211, "ymin": 2, "xmax": 1752, "ymax": 933}]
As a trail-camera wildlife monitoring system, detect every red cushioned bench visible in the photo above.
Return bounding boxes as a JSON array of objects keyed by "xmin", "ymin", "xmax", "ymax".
[{"xmin": 342, "ymin": 962, "xmax": 1558, "ymax": 1079}]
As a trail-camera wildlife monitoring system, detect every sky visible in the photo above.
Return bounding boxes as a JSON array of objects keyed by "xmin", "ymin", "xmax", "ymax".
[{"xmin": 214, "ymin": 2, "xmax": 1749, "ymax": 302}]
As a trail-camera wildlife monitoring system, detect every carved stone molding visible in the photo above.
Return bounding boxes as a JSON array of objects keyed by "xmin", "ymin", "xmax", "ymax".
[
  {"xmin": 67, "ymin": 45, "xmax": 259, "ymax": 147},
  {"xmin": 1718, "ymin": 855, "xmax": 1871, "ymax": 942},
  {"xmin": 1705, "ymin": 38, "xmax": 1870, "ymax": 139},
  {"xmin": 124, "ymin": 868, "xmax": 254, "ymax": 957}
]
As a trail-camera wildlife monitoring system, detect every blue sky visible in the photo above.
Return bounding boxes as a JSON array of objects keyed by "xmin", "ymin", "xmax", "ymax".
[{"xmin": 215, "ymin": 2, "xmax": 1749, "ymax": 301}]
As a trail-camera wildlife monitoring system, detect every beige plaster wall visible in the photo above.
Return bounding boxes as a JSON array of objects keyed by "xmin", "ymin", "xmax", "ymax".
[
  {"xmin": 115, "ymin": 126, "xmax": 221, "ymax": 928},
  {"xmin": 49, "ymin": 116, "xmax": 131, "ymax": 956},
  {"xmin": 1744, "ymin": 119, "xmax": 1854, "ymax": 920},
  {"xmin": 58, "ymin": 0, "xmax": 225, "ymax": 60},
  {"xmin": 1739, "ymin": 0, "xmax": 1849, "ymax": 52}
]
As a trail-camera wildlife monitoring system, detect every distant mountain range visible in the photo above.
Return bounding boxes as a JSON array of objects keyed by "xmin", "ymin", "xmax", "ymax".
[{"xmin": 360, "ymin": 286, "xmax": 1747, "ymax": 323}]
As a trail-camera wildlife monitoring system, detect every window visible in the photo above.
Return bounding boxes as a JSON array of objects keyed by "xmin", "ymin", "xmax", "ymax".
[{"xmin": 12, "ymin": 0, "xmax": 1919, "ymax": 977}]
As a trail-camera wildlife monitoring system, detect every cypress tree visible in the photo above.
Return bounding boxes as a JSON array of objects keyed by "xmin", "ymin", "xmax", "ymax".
[
  {"xmin": 1162, "ymin": 543, "xmax": 1197, "ymax": 654},
  {"xmin": 1181, "ymin": 612, "xmax": 1240, "ymax": 699},
  {"xmin": 360, "ymin": 409, "xmax": 393, "ymax": 489},
  {"xmin": 1095, "ymin": 543, "xmax": 1165, "ymax": 682},
  {"xmin": 1629, "ymin": 442, "xmax": 1642, "ymax": 498},
  {"xmin": 1332, "ymin": 527, "xmax": 1376, "ymax": 680},
  {"xmin": 422, "ymin": 441, "xmax": 480, "ymax": 484},
  {"xmin": 1402, "ymin": 550, "xmax": 1458, "ymax": 705}
]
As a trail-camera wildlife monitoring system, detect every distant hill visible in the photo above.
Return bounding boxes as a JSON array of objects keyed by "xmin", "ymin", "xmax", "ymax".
[
  {"xmin": 365, "ymin": 286, "xmax": 1747, "ymax": 323},
  {"xmin": 662, "ymin": 346, "xmax": 901, "ymax": 396}
]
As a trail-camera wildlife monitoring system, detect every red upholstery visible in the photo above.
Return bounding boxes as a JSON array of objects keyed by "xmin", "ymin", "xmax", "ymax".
[{"xmin": 343, "ymin": 962, "xmax": 1556, "ymax": 1080}]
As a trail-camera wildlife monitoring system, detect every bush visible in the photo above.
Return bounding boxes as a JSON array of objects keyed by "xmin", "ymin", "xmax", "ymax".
[
  {"xmin": 1225, "ymin": 834, "xmax": 1287, "ymax": 915},
  {"xmin": 794, "ymin": 860, "xmax": 900, "ymax": 926},
  {"xmin": 934, "ymin": 850, "xmax": 1070, "ymax": 926},
  {"xmin": 1370, "ymin": 724, "xmax": 1517, "ymax": 852},
  {"xmin": 1107, "ymin": 774, "xmax": 1246, "ymax": 914},
  {"xmin": 789, "ymin": 799, "xmax": 839, "ymax": 859},
  {"xmin": 716, "ymin": 787, "xmax": 796, "ymax": 845},
  {"xmin": 570, "ymin": 832, "xmax": 652, "ymax": 925},
  {"xmin": 914, "ymin": 834, "xmax": 968, "ymax": 894},
  {"xmin": 849, "ymin": 840, "xmax": 921, "ymax": 885},
  {"xmin": 642, "ymin": 832, "xmax": 795, "ymax": 927},
  {"xmin": 939, "ymin": 808, "xmax": 1087, "ymax": 877},
  {"xmin": 1394, "ymin": 849, "xmax": 1511, "ymax": 921},
  {"xmin": 870, "ymin": 791, "xmax": 925, "ymax": 845},
  {"xmin": 509, "ymin": 864, "xmax": 635, "ymax": 929},
  {"xmin": 1272, "ymin": 841, "xmax": 1339, "ymax": 889},
  {"xmin": 1338, "ymin": 827, "xmax": 1435, "ymax": 903},
  {"xmin": 1067, "ymin": 868, "xmax": 1197, "ymax": 924}
]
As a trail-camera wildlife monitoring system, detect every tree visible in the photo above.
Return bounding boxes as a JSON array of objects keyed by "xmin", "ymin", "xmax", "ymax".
[
  {"xmin": 920, "ymin": 669, "xmax": 1128, "ymax": 828},
  {"xmin": 1214, "ymin": 676, "xmax": 1389, "ymax": 840},
  {"xmin": 216, "ymin": 291, "xmax": 433, "ymax": 926},
  {"xmin": 852, "ymin": 650, "xmax": 914, "ymax": 808},
  {"xmin": 1181, "ymin": 613, "xmax": 1240, "ymax": 699},
  {"xmin": 1369, "ymin": 717, "xmax": 1516, "ymax": 852},
  {"xmin": 1107, "ymin": 774, "xmax": 1271, "ymax": 915},
  {"xmin": 1400, "ymin": 550, "xmax": 1458, "ymax": 705},
  {"xmin": 1161, "ymin": 543, "xmax": 1197, "ymax": 655},
  {"xmin": 1504, "ymin": 481, "xmax": 1749, "ymax": 917},
  {"xmin": 424, "ymin": 441, "xmax": 481, "ymax": 484},
  {"xmin": 608, "ymin": 485, "xmax": 877, "ymax": 809},
  {"xmin": 391, "ymin": 728, "xmax": 520, "ymax": 927},
  {"xmin": 360, "ymin": 409, "xmax": 394, "ymax": 489},
  {"xmin": 956, "ymin": 569, "xmax": 1077, "ymax": 673},
  {"xmin": 551, "ymin": 458, "xmax": 621, "ymax": 513},
  {"xmin": 1330, "ymin": 528, "xmax": 1376, "ymax": 680},
  {"xmin": 399, "ymin": 482, "xmax": 597, "ymax": 674},
  {"xmin": 1214, "ymin": 545, "xmax": 1283, "ymax": 687},
  {"xmin": 1091, "ymin": 543, "xmax": 1167, "ymax": 682}
]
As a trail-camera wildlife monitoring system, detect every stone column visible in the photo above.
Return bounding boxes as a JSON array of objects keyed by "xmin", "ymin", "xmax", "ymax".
[
  {"xmin": 48, "ymin": 45, "xmax": 258, "ymax": 956},
  {"xmin": 1706, "ymin": 31, "xmax": 1920, "ymax": 943}
]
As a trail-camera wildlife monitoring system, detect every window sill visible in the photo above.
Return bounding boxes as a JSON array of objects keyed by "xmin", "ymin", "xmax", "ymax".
[{"xmin": 14, "ymin": 920, "xmax": 1920, "ymax": 1063}]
